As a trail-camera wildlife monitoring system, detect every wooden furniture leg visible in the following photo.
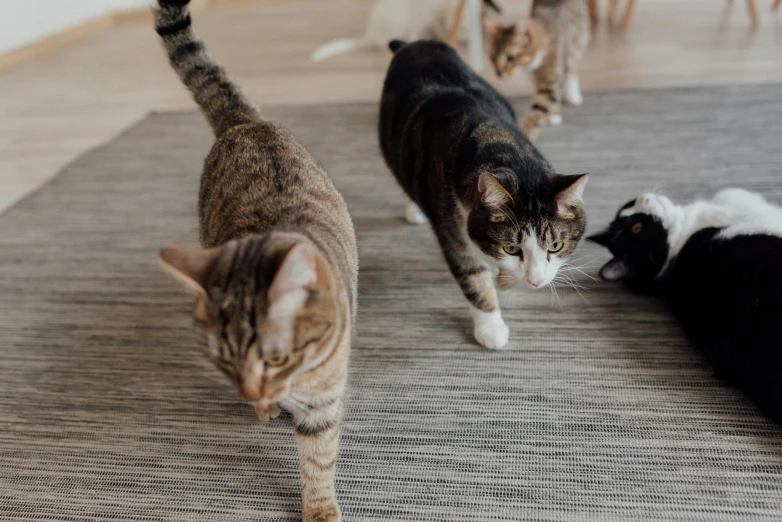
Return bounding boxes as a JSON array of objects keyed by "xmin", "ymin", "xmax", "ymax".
[
  {"xmin": 621, "ymin": 0, "xmax": 638, "ymax": 29},
  {"xmin": 447, "ymin": 0, "xmax": 467, "ymax": 47},
  {"xmin": 608, "ymin": 0, "xmax": 621, "ymax": 24},
  {"xmin": 773, "ymin": 0, "xmax": 780, "ymax": 12},
  {"xmin": 587, "ymin": 0, "xmax": 599, "ymax": 24},
  {"xmin": 746, "ymin": 0, "xmax": 758, "ymax": 24}
]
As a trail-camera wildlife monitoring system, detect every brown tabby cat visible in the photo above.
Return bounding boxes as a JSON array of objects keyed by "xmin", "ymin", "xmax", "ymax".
[
  {"xmin": 488, "ymin": 0, "xmax": 590, "ymax": 141},
  {"xmin": 154, "ymin": 1, "xmax": 358, "ymax": 521}
]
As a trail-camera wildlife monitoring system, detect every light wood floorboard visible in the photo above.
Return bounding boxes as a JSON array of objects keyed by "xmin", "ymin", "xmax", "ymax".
[{"xmin": 1, "ymin": 0, "xmax": 781, "ymax": 212}]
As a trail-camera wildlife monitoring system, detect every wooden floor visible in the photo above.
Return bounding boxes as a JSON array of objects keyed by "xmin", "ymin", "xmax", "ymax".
[{"xmin": 1, "ymin": 0, "xmax": 780, "ymax": 213}]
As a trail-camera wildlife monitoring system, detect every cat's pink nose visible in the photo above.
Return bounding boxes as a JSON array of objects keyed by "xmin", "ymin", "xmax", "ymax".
[{"xmin": 527, "ymin": 276, "xmax": 544, "ymax": 287}]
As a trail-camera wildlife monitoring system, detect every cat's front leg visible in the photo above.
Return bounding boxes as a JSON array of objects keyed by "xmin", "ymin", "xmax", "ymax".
[
  {"xmin": 441, "ymin": 243, "xmax": 510, "ymax": 350},
  {"xmin": 522, "ymin": 87, "xmax": 562, "ymax": 140},
  {"xmin": 522, "ymin": 63, "xmax": 564, "ymax": 140},
  {"xmin": 469, "ymin": 302, "xmax": 510, "ymax": 350},
  {"xmin": 293, "ymin": 396, "xmax": 343, "ymax": 522}
]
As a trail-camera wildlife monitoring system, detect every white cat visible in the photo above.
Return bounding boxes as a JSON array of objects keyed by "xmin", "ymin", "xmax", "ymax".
[{"xmin": 311, "ymin": 0, "xmax": 487, "ymax": 69}]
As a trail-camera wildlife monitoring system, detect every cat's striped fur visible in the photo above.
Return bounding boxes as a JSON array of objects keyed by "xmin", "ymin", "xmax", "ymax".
[
  {"xmin": 380, "ymin": 40, "xmax": 588, "ymax": 350},
  {"xmin": 488, "ymin": 0, "xmax": 591, "ymax": 141},
  {"xmin": 154, "ymin": 1, "xmax": 357, "ymax": 520}
]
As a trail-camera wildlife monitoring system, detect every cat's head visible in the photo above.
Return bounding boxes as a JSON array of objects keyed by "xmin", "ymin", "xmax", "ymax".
[
  {"xmin": 588, "ymin": 194, "xmax": 675, "ymax": 288},
  {"xmin": 160, "ymin": 234, "xmax": 341, "ymax": 407},
  {"xmin": 487, "ymin": 18, "xmax": 546, "ymax": 78},
  {"xmin": 467, "ymin": 172, "xmax": 589, "ymax": 289}
]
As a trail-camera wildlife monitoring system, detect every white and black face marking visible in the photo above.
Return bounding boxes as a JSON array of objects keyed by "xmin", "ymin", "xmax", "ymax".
[
  {"xmin": 467, "ymin": 173, "xmax": 589, "ymax": 290},
  {"xmin": 588, "ymin": 195, "xmax": 672, "ymax": 289}
]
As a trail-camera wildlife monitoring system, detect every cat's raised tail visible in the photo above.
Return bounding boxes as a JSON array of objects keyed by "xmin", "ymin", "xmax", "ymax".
[
  {"xmin": 154, "ymin": 0, "xmax": 260, "ymax": 138},
  {"xmin": 311, "ymin": 37, "xmax": 372, "ymax": 62},
  {"xmin": 389, "ymin": 40, "xmax": 407, "ymax": 53}
]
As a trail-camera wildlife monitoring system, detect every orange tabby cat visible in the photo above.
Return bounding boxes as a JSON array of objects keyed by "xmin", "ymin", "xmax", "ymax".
[{"xmin": 488, "ymin": 0, "xmax": 590, "ymax": 141}]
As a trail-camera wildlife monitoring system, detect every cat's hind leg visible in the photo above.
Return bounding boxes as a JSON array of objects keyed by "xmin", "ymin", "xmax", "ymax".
[
  {"xmin": 405, "ymin": 200, "xmax": 428, "ymax": 225},
  {"xmin": 564, "ymin": 76, "xmax": 583, "ymax": 106},
  {"xmin": 563, "ymin": 4, "xmax": 590, "ymax": 106}
]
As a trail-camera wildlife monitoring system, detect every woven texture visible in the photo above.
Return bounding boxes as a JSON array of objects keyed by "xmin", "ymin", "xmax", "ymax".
[{"xmin": 1, "ymin": 84, "xmax": 781, "ymax": 521}]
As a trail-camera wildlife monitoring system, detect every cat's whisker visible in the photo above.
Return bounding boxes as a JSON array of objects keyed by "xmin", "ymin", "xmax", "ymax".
[
  {"xmin": 560, "ymin": 266, "xmax": 599, "ymax": 282},
  {"xmin": 555, "ymin": 272, "xmax": 588, "ymax": 291},
  {"xmin": 549, "ymin": 281, "xmax": 563, "ymax": 310},
  {"xmin": 554, "ymin": 274, "xmax": 590, "ymax": 304}
]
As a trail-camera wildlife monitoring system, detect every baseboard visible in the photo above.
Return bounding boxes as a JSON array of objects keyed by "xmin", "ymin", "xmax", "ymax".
[
  {"xmin": 0, "ymin": 14, "xmax": 115, "ymax": 73},
  {"xmin": 0, "ymin": 0, "xmax": 217, "ymax": 73}
]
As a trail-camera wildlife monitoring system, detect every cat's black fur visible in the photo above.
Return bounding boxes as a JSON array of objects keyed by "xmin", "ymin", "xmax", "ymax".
[
  {"xmin": 590, "ymin": 202, "xmax": 782, "ymax": 424},
  {"xmin": 379, "ymin": 39, "xmax": 588, "ymax": 349},
  {"xmin": 379, "ymin": 40, "xmax": 585, "ymax": 300},
  {"xmin": 380, "ymin": 40, "xmax": 552, "ymax": 232}
]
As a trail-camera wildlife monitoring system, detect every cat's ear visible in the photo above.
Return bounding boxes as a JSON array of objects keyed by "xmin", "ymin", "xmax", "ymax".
[
  {"xmin": 599, "ymin": 258, "xmax": 632, "ymax": 281},
  {"xmin": 550, "ymin": 173, "xmax": 589, "ymax": 219},
  {"xmin": 268, "ymin": 243, "xmax": 318, "ymax": 316},
  {"xmin": 587, "ymin": 229, "xmax": 613, "ymax": 248},
  {"xmin": 160, "ymin": 246, "xmax": 221, "ymax": 296},
  {"xmin": 525, "ymin": 18, "xmax": 540, "ymax": 40},
  {"xmin": 483, "ymin": 19, "xmax": 501, "ymax": 36},
  {"xmin": 478, "ymin": 173, "xmax": 513, "ymax": 215},
  {"xmin": 263, "ymin": 243, "xmax": 319, "ymax": 357}
]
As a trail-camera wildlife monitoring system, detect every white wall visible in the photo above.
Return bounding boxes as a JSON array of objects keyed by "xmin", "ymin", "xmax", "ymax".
[{"xmin": 0, "ymin": 0, "xmax": 153, "ymax": 54}]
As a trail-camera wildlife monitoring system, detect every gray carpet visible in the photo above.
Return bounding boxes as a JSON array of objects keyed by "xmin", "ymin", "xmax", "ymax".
[{"xmin": 1, "ymin": 84, "xmax": 782, "ymax": 521}]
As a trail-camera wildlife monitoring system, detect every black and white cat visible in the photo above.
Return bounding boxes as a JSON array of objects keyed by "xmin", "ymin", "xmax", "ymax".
[{"xmin": 589, "ymin": 188, "xmax": 782, "ymax": 423}]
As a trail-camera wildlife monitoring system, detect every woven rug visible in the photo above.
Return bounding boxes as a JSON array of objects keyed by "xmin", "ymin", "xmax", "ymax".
[{"xmin": 1, "ymin": 84, "xmax": 781, "ymax": 521}]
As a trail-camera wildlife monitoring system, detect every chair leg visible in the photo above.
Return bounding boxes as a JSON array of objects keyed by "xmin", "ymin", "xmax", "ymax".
[
  {"xmin": 746, "ymin": 0, "xmax": 758, "ymax": 24},
  {"xmin": 447, "ymin": 0, "xmax": 467, "ymax": 47},
  {"xmin": 621, "ymin": 0, "xmax": 637, "ymax": 30},
  {"xmin": 587, "ymin": 0, "xmax": 599, "ymax": 24},
  {"xmin": 773, "ymin": 0, "xmax": 781, "ymax": 12},
  {"xmin": 608, "ymin": 0, "xmax": 621, "ymax": 24}
]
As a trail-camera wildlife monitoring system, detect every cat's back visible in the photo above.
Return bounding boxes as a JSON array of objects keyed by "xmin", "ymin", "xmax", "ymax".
[
  {"xmin": 382, "ymin": 41, "xmax": 513, "ymax": 116},
  {"xmin": 381, "ymin": 41, "xmax": 518, "ymax": 159},
  {"xmin": 199, "ymin": 122, "xmax": 355, "ymax": 265}
]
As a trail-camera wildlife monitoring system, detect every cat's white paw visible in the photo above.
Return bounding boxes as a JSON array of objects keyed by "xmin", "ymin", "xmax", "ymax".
[
  {"xmin": 564, "ymin": 76, "xmax": 583, "ymax": 106},
  {"xmin": 470, "ymin": 308, "xmax": 510, "ymax": 350},
  {"xmin": 565, "ymin": 91, "xmax": 583, "ymax": 106},
  {"xmin": 549, "ymin": 114, "xmax": 563, "ymax": 126},
  {"xmin": 405, "ymin": 202, "xmax": 427, "ymax": 225}
]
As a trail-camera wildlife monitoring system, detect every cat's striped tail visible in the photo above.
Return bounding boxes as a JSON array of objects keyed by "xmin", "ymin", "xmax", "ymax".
[{"xmin": 154, "ymin": 0, "xmax": 260, "ymax": 138}]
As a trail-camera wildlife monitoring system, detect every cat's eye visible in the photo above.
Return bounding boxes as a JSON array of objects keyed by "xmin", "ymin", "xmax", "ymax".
[
  {"xmin": 506, "ymin": 54, "xmax": 516, "ymax": 62},
  {"xmin": 266, "ymin": 353, "xmax": 288, "ymax": 367},
  {"xmin": 632, "ymin": 222, "xmax": 643, "ymax": 235},
  {"xmin": 503, "ymin": 245, "xmax": 521, "ymax": 255},
  {"xmin": 549, "ymin": 241, "xmax": 564, "ymax": 254}
]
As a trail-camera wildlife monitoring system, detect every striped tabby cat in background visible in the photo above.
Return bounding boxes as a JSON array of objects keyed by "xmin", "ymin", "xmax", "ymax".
[
  {"xmin": 488, "ymin": 0, "xmax": 590, "ymax": 141},
  {"xmin": 380, "ymin": 40, "xmax": 589, "ymax": 350},
  {"xmin": 154, "ymin": 1, "xmax": 358, "ymax": 521}
]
